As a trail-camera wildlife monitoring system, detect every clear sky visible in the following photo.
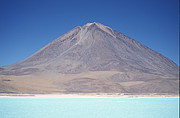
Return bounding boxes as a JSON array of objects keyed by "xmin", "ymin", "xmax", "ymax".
[{"xmin": 0, "ymin": 0, "xmax": 179, "ymax": 66}]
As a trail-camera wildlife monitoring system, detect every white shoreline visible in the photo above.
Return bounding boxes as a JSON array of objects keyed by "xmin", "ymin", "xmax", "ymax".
[{"xmin": 0, "ymin": 93, "xmax": 179, "ymax": 98}]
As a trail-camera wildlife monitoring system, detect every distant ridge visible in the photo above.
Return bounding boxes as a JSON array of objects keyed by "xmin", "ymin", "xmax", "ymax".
[{"xmin": 0, "ymin": 22, "xmax": 179, "ymax": 94}]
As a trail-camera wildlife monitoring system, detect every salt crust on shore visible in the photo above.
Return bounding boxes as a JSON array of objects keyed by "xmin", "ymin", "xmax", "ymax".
[{"xmin": 0, "ymin": 93, "xmax": 179, "ymax": 98}]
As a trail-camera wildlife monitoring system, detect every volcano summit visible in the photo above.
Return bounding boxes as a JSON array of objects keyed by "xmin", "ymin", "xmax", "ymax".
[{"xmin": 0, "ymin": 22, "xmax": 179, "ymax": 94}]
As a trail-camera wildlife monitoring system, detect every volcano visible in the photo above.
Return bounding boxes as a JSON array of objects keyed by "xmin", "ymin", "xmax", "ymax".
[{"xmin": 0, "ymin": 22, "xmax": 179, "ymax": 94}]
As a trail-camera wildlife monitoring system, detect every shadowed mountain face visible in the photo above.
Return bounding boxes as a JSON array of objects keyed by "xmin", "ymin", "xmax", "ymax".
[{"xmin": 0, "ymin": 22, "xmax": 179, "ymax": 94}]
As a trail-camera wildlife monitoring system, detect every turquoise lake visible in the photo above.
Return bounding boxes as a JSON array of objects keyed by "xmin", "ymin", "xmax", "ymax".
[{"xmin": 0, "ymin": 97, "xmax": 179, "ymax": 118}]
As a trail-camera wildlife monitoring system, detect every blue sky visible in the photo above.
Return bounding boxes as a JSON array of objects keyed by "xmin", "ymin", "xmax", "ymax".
[{"xmin": 0, "ymin": 0, "xmax": 179, "ymax": 66}]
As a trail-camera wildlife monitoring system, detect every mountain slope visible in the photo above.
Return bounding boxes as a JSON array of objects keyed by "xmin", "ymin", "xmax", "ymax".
[{"xmin": 0, "ymin": 22, "xmax": 179, "ymax": 94}]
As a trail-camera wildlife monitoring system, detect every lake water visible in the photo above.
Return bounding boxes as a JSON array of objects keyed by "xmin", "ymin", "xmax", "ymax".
[{"xmin": 0, "ymin": 97, "xmax": 179, "ymax": 118}]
